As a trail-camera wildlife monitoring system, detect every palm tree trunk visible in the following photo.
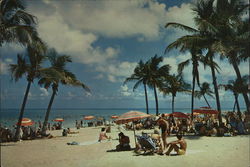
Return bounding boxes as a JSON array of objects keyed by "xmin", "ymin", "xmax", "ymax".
[
  {"xmin": 41, "ymin": 89, "xmax": 56, "ymax": 136},
  {"xmin": 203, "ymin": 94, "xmax": 211, "ymax": 108},
  {"xmin": 233, "ymin": 101, "xmax": 236, "ymax": 112},
  {"xmin": 14, "ymin": 81, "xmax": 32, "ymax": 141},
  {"xmin": 209, "ymin": 56, "xmax": 222, "ymax": 125},
  {"xmin": 143, "ymin": 84, "xmax": 149, "ymax": 114},
  {"xmin": 234, "ymin": 94, "xmax": 242, "ymax": 121},
  {"xmin": 230, "ymin": 57, "xmax": 250, "ymax": 112},
  {"xmin": 191, "ymin": 74, "xmax": 196, "ymax": 121},
  {"xmin": 172, "ymin": 95, "xmax": 175, "ymax": 113},
  {"xmin": 153, "ymin": 84, "xmax": 159, "ymax": 116}
]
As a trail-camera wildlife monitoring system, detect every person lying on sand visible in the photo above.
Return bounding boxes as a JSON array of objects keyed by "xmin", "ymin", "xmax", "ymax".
[{"xmin": 165, "ymin": 134, "xmax": 187, "ymax": 156}]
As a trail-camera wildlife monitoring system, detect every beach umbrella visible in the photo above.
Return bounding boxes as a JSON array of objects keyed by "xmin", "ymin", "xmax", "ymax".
[
  {"xmin": 115, "ymin": 110, "xmax": 151, "ymax": 146},
  {"xmin": 84, "ymin": 116, "xmax": 95, "ymax": 120},
  {"xmin": 54, "ymin": 118, "xmax": 64, "ymax": 122},
  {"xmin": 16, "ymin": 118, "xmax": 34, "ymax": 126},
  {"xmin": 164, "ymin": 112, "xmax": 189, "ymax": 118},
  {"xmin": 111, "ymin": 115, "xmax": 119, "ymax": 119},
  {"xmin": 193, "ymin": 107, "xmax": 219, "ymax": 115}
]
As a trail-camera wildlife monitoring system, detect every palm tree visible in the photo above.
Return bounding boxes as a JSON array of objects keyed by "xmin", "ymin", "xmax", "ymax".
[
  {"xmin": 194, "ymin": 82, "xmax": 214, "ymax": 108},
  {"xmin": 219, "ymin": 76, "xmax": 249, "ymax": 120},
  {"xmin": 210, "ymin": 0, "xmax": 250, "ymax": 111},
  {"xmin": 39, "ymin": 49, "xmax": 90, "ymax": 136},
  {"xmin": 165, "ymin": 0, "xmax": 224, "ymax": 124},
  {"xmin": 0, "ymin": 0, "xmax": 41, "ymax": 46},
  {"xmin": 9, "ymin": 45, "xmax": 59, "ymax": 141},
  {"xmin": 124, "ymin": 60, "xmax": 150, "ymax": 114},
  {"xmin": 159, "ymin": 74, "xmax": 190, "ymax": 113},
  {"xmin": 146, "ymin": 55, "xmax": 171, "ymax": 116}
]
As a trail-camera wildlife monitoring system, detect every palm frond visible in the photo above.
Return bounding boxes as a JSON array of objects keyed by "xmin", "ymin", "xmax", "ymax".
[{"xmin": 165, "ymin": 22, "xmax": 198, "ymax": 33}]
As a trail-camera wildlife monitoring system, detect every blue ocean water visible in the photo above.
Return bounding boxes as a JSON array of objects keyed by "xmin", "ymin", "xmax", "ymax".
[{"xmin": 0, "ymin": 107, "xmax": 246, "ymax": 128}]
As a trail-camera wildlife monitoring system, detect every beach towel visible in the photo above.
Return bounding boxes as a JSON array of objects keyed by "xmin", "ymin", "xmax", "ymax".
[{"xmin": 67, "ymin": 140, "xmax": 110, "ymax": 146}]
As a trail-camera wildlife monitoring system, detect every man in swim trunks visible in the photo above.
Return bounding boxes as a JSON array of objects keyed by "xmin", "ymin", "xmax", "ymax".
[
  {"xmin": 157, "ymin": 115, "xmax": 169, "ymax": 150},
  {"xmin": 165, "ymin": 134, "xmax": 187, "ymax": 156}
]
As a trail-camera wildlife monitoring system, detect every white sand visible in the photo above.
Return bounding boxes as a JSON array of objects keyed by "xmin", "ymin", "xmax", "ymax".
[{"xmin": 1, "ymin": 126, "xmax": 249, "ymax": 167}]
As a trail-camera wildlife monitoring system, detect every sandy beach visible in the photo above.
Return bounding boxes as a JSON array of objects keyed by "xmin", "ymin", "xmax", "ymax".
[{"xmin": 1, "ymin": 126, "xmax": 249, "ymax": 167}]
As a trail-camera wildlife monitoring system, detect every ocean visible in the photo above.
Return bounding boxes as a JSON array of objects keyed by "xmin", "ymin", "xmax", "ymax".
[{"xmin": 0, "ymin": 107, "xmax": 245, "ymax": 128}]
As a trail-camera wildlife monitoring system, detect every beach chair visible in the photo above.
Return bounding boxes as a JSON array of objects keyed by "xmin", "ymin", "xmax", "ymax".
[{"xmin": 136, "ymin": 134, "xmax": 156, "ymax": 154}]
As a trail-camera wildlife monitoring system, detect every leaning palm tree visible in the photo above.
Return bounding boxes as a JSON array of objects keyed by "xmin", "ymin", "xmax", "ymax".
[
  {"xmin": 219, "ymin": 76, "xmax": 249, "ymax": 120},
  {"xmin": 0, "ymin": 0, "xmax": 41, "ymax": 46},
  {"xmin": 194, "ymin": 82, "xmax": 214, "ymax": 108},
  {"xmin": 124, "ymin": 60, "xmax": 150, "ymax": 114},
  {"xmin": 9, "ymin": 45, "xmax": 59, "ymax": 141},
  {"xmin": 39, "ymin": 49, "xmax": 90, "ymax": 136},
  {"xmin": 146, "ymin": 55, "xmax": 171, "ymax": 116},
  {"xmin": 159, "ymin": 74, "xmax": 190, "ymax": 113}
]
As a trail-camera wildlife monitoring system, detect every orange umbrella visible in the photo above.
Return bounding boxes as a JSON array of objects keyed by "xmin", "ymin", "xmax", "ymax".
[
  {"xmin": 111, "ymin": 115, "xmax": 119, "ymax": 119},
  {"xmin": 84, "ymin": 116, "xmax": 95, "ymax": 120},
  {"xmin": 193, "ymin": 107, "xmax": 219, "ymax": 115},
  {"xmin": 16, "ymin": 118, "xmax": 34, "ymax": 126},
  {"xmin": 54, "ymin": 118, "xmax": 64, "ymax": 122}
]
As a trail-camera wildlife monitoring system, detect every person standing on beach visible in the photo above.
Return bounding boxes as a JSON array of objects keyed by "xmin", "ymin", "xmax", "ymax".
[
  {"xmin": 157, "ymin": 115, "xmax": 169, "ymax": 150},
  {"xmin": 165, "ymin": 134, "xmax": 187, "ymax": 156}
]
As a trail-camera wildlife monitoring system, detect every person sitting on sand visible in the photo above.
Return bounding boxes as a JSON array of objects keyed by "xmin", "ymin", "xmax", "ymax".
[
  {"xmin": 98, "ymin": 127, "xmax": 110, "ymax": 142},
  {"xmin": 151, "ymin": 129, "xmax": 164, "ymax": 154},
  {"xmin": 165, "ymin": 134, "xmax": 187, "ymax": 156},
  {"xmin": 116, "ymin": 132, "xmax": 131, "ymax": 151}
]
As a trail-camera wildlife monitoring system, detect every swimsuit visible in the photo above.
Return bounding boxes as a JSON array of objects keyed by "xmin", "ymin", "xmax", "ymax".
[{"xmin": 177, "ymin": 149, "xmax": 186, "ymax": 155}]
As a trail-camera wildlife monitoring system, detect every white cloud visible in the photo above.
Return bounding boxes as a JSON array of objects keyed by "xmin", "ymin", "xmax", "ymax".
[
  {"xmin": 0, "ymin": 58, "xmax": 13, "ymax": 75},
  {"xmin": 120, "ymin": 85, "xmax": 132, "ymax": 96},
  {"xmin": 40, "ymin": 88, "xmax": 49, "ymax": 96},
  {"xmin": 34, "ymin": 11, "xmax": 119, "ymax": 65},
  {"xmin": 95, "ymin": 61, "xmax": 137, "ymax": 82}
]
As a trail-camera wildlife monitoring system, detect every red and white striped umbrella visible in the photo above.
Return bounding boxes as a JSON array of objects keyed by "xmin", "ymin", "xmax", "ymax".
[
  {"xmin": 16, "ymin": 118, "xmax": 34, "ymax": 126},
  {"xmin": 84, "ymin": 116, "xmax": 95, "ymax": 120},
  {"xmin": 193, "ymin": 107, "xmax": 219, "ymax": 115},
  {"xmin": 111, "ymin": 115, "xmax": 119, "ymax": 119},
  {"xmin": 54, "ymin": 118, "xmax": 64, "ymax": 122},
  {"xmin": 115, "ymin": 110, "xmax": 151, "ymax": 124}
]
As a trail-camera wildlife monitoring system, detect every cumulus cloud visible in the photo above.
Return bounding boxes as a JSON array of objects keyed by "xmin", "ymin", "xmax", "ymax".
[
  {"xmin": 95, "ymin": 61, "xmax": 137, "ymax": 82},
  {"xmin": 0, "ymin": 58, "xmax": 13, "ymax": 75},
  {"xmin": 40, "ymin": 88, "xmax": 49, "ymax": 97},
  {"xmin": 120, "ymin": 85, "xmax": 132, "ymax": 96}
]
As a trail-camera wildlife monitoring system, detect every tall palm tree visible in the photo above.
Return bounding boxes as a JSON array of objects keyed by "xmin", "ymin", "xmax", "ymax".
[
  {"xmin": 9, "ymin": 45, "xmax": 59, "ymax": 141},
  {"xmin": 124, "ymin": 60, "xmax": 150, "ymax": 114},
  {"xmin": 165, "ymin": 0, "xmax": 224, "ymax": 124},
  {"xmin": 159, "ymin": 74, "xmax": 190, "ymax": 113},
  {"xmin": 146, "ymin": 55, "xmax": 171, "ymax": 116},
  {"xmin": 194, "ymin": 82, "xmax": 214, "ymax": 108},
  {"xmin": 210, "ymin": 0, "xmax": 250, "ymax": 111},
  {"xmin": 219, "ymin": 76, "xmax": 249, "ymax": 120},
  {"xmin": 39, "ymin": 49, "xmax": 90, "ymax": 136},
  {"xmin": 165, "ymin": 34, "xmax": 205, "ymax": 120},
  {"xmin": 0, "ymin": 0, "xmax": 41, "ymax": 46}
]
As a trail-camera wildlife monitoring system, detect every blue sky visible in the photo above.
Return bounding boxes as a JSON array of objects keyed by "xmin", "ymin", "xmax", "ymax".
[{"xmin": 0, "ymin": 0, "xmax": 248, "ymax": 109}]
